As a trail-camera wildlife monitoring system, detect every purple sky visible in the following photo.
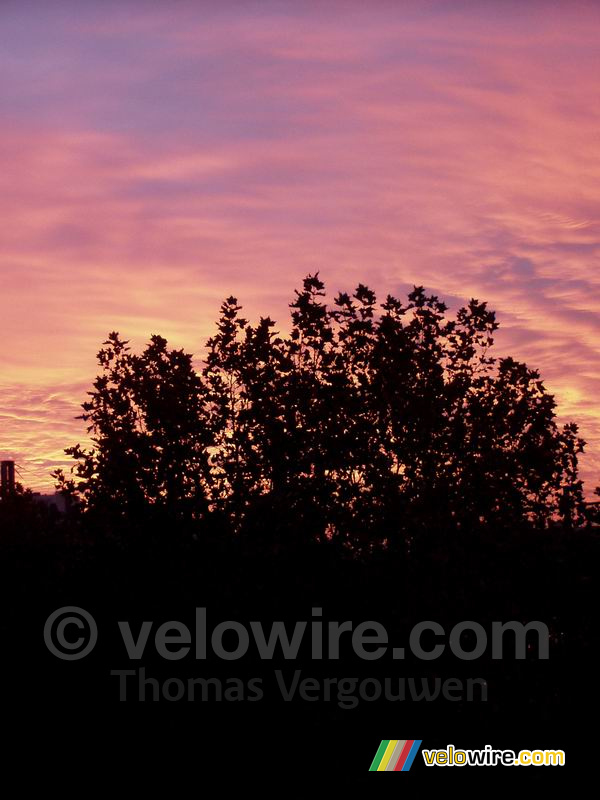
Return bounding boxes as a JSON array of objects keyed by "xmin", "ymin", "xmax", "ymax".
[{"xmin": 1, "ymin": 1, "xmax": 599, "ymax": 494}]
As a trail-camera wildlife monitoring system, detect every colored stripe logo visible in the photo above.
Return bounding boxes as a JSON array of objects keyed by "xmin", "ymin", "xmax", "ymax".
[{"xmin": 369, "ymin": 740, "xmax": 422, "ymax": 771}]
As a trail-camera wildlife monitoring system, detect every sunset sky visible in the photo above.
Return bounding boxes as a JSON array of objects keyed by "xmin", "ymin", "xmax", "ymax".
[{"xmin": 1, "ymin": 1, "xmax": 599, "ymax": 495}]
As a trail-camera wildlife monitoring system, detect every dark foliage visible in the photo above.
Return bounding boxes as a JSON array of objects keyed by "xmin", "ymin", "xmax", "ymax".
[{"xmin": 53, "ymin": 275, "xmax": 587, "ymax": 550}]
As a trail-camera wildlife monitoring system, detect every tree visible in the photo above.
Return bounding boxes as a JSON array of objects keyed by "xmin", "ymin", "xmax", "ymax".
[
  {"xmin": 56, "ymin": 275, "xmax": 588, "ymax": 551},
  {"xmin": 54, "ymin": 332, "xmax": 213, "ymax": 526}
]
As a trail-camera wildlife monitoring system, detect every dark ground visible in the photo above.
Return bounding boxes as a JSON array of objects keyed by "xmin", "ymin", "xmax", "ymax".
[{"xmin": 0, "ymin": 511, "xmax": 597, "ymax": 786}]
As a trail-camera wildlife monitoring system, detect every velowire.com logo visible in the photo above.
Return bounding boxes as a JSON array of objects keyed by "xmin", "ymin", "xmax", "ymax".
[
  {"xmin": 369, "ymin": 740, "xmax": 423, "ymax": 771},
  {"xmin": 370, "ymin": 741, "xmax": 566, "ymax": 770}
]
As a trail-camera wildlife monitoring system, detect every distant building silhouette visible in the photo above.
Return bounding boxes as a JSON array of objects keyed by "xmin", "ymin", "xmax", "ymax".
[
  {"xmin": 1, "ymin": 459, "xmax": 67, "ymax": 512},
  {"xmin": 32, "ymin": 492, "xmax": 68, "ymax": 514},
  {"xmin": 1, "ymin": 460, "xmax": 15, "ymax": 496}
]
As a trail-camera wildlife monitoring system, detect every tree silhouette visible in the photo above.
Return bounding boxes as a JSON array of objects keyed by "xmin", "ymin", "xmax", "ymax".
[
  {"xmin": 55, "ymin": 332, "xmax": 213, "ymax": 526},
  {"xmin": 55, "ymin": 275, "xmax": 587, "ymax": 551}
]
